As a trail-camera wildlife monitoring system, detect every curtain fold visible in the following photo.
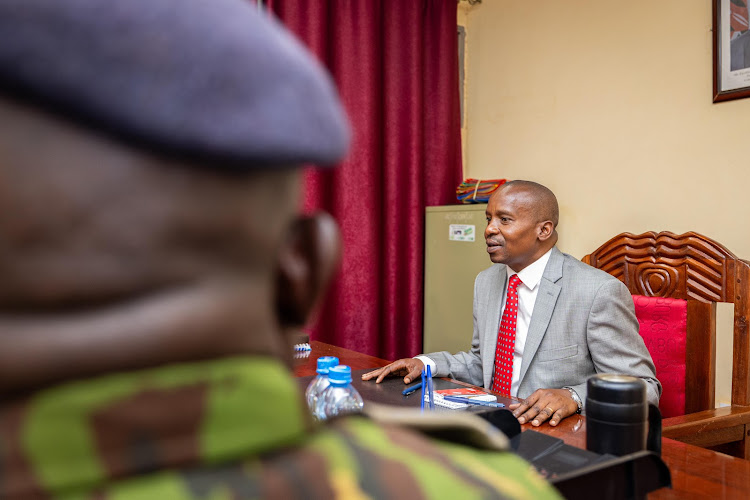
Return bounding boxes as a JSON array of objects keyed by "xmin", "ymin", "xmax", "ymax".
[{"xmin": 266, "ymin": 0, "xmax": 462, "ymax": 360}]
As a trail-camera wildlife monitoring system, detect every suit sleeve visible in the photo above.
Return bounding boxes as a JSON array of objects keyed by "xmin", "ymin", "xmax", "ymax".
[
  {"xmin": 572, "ymin": 279, "xmax": 661, "ymax": 407},
  {"xmin": 423, "ymin": 274, "xmax": 486, "ymax": 387}
]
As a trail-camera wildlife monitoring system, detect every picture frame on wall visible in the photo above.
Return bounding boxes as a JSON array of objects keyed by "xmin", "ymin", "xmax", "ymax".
[{"xmin": 714, "ymin": 0, "xmax": 750, "ymax": 102}]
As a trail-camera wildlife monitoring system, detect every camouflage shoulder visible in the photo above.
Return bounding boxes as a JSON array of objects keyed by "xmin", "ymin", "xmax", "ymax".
[{"xmin": 316, "ymin": 414, "xmax": 562, "ymax": 499}]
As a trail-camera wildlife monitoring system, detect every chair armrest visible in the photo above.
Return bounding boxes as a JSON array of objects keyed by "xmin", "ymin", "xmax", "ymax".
[{"xmin": 663, "ymin": 405, "xmax": 750, "ymax": 448}]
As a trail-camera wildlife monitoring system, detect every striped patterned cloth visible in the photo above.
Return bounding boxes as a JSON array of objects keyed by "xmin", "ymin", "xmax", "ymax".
[{"xmin": 456, "ymin": 178, "xmax": 507, "ymax": 203}]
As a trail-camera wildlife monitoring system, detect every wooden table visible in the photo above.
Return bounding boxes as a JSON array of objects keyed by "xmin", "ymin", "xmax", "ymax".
[{"xmin": 294, "ymin": 341, "xmax": 750, "ymax": 499}]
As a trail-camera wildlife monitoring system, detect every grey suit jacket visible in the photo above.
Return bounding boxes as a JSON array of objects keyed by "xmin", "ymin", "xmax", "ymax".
[{"xmin": 427, "ymin": 247, "xmax": 661, "ymax": 407}]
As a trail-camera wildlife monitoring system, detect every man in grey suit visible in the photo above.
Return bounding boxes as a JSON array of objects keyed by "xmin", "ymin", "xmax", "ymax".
[{"xmin": 363, "ymin": 180, "xmax": 660, "ymax": 427}]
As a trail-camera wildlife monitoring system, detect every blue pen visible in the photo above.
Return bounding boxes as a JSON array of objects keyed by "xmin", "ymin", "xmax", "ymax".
[
  {"xmin": 426, "ymin": 365, "xmax": 434, "ymax": 410},
  {"xmin": 402, "ymin": 382, "xmax": 422, "ymax": 396},
  {"xmin": 443, "ymin": 396, "xmax": 505, "ymax": 408},
  {"xmin": 420, "ymin": 370, "xmax": 426, "ymax": 410}
]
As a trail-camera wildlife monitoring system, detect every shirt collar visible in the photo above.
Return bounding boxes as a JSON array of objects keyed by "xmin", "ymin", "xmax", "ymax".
[{"xmin": 508, "ymin": 247, "xmax": 553, "ymax": 291}]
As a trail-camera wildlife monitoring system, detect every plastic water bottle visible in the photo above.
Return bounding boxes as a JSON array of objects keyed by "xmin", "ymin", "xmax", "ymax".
[
  {"xmin": 305, "ymin": 356, "xmax": 339, "ymax": 417},
  {"xmin": 317, "ymin": 365, "xmax": 364, "ymax": 420}
]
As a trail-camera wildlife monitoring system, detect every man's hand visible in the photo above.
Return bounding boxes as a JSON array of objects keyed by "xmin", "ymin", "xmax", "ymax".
[
  {"xmin": 361, "ymin": 358, "xmax": 425, "ymax": 384},
  {"xmin": 508, "ymin": 388, "xmax": 578, "ymax": 427}
]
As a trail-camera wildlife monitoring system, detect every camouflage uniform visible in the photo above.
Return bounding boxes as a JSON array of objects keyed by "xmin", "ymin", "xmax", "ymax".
[{"xmin": 0, "ymin": 357, "xmax": 560, "ymax": 499}]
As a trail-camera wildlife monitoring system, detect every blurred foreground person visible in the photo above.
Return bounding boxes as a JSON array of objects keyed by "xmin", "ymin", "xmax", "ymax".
[{"xmin": 0, "ymin": 1, "xmax": 559, "ymax": 498}]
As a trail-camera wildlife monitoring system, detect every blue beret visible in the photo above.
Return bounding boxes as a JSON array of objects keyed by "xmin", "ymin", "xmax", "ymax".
[{"xmin": 0, "ymin": 0, "xmax": 350, "ymax": 167}]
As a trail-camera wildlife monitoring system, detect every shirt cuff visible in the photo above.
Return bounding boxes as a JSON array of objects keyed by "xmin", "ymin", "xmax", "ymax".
[{"xmin": 414, "ymin": 355, "xmax": 436, "ymax": 373}]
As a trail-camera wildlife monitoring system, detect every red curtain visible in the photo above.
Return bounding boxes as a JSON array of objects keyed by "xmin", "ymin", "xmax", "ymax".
[{"xmin": 266, "ymin": 0, "xmax": 462, "ymax": 360}]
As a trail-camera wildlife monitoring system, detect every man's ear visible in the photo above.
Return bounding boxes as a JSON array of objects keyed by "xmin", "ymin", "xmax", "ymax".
[
  {"xmin": 275, "ymin": 212, "xmax": 342, "ymax": 328},
  {"xmin": 537, "ymin": 220, "xmax": 555, "ymax": 241}
]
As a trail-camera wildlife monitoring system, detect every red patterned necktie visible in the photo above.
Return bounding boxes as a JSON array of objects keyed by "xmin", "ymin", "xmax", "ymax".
[{"xmin": 491, "ymin": 274, "xmax": 522, "ymax": 395}]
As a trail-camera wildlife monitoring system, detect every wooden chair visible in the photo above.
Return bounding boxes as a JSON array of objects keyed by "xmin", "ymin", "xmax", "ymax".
[{"xmin": 582, "ymin": 231, "xmax": 750, "ymax": 458}]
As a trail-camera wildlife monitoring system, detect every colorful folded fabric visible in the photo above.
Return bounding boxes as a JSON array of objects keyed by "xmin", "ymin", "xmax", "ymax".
[{"xmin": 456, "ymin": 178, "xmax": 507, "ymax": 203}]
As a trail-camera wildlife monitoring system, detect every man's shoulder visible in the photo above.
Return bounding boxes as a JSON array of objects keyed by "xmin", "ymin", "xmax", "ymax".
[
  {"xmin": 279, "ymin": 416, "xmax": 559, "ymax": 499},
  {"xmin": 123, "ymin": 415, "xmax": 559, "ymax": 500},
  {"xmin": 476, "ymin": 263, "xmax": 504, "ymax": 281},
  {"xmin": 556, "ymin": 250, "xmax": 626, "ymax": 290},
  {"xmin": 472, "ymin": 249, "xmax": 626, "ymax": 290},
  {"xmin": 71, "ymin": 411, "xmax": 559, "ymax": 499},
  {"xmin": 474, "ymin": 264, "xmax": 507, "ymax": 295}
]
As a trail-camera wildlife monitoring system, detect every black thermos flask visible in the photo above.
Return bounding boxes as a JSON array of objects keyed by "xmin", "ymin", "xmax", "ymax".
[{"xmin": 586, "ymin": 374, "xmax": 661, "ymax": 456}]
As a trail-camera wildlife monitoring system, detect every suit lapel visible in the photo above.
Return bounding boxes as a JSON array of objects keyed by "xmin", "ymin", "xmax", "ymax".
[
  {"xmin": 482, "ymin": 264, "xmax": 507, "ymax": 388},
  {"xmin": 519, "ymin": 247, "xmax": 563, "ymax": 385}
]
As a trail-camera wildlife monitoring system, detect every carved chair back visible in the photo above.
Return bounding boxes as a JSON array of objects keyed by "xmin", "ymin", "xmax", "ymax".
[{"xmin": 582, "ymin": 231, "xmax": 750, "ymax": 414}]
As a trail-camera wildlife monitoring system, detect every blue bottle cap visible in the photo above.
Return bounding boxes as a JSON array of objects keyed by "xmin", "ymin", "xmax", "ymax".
[
  {"xmin": 316, "ymin": 356, "xmax": 340, "ymax": 375},
  {"xmin": 328, "ymin": 365, "xmax": 352, "ymax": 385}
]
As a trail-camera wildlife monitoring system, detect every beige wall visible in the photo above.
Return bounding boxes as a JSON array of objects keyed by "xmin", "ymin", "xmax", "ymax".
[{"xmin": 461, "ymin": 0, "xmax": 750, "ymax": 405}]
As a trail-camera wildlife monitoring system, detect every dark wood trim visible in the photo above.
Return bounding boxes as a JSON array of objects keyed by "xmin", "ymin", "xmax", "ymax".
[
  {"xmin": 713, "ymin": 0, "xmax": 750, "ymax": 103},
  {"xmin": 733, "ymin": 260, "xmax": 750, "ymax": 405},
  {"xmin": 685, "ymin": 301, "xmax": 716, "ymax": 413}
]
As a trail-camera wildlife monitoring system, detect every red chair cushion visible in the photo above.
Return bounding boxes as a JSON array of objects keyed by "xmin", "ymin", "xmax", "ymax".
[{"xmin": 632, "ymin": 295, "xmax": 687, "ymax": 418}]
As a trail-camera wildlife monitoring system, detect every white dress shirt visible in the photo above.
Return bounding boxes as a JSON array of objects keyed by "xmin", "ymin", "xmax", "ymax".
[{"xmin": 418, "ymin": 248, "xmax": 553, "ymax": 396}]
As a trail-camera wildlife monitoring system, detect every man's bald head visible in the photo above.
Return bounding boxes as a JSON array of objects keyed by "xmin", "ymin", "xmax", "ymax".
[{"xmin": 499, "ymin": 180, "xmax": 559, "ymax": 229}]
